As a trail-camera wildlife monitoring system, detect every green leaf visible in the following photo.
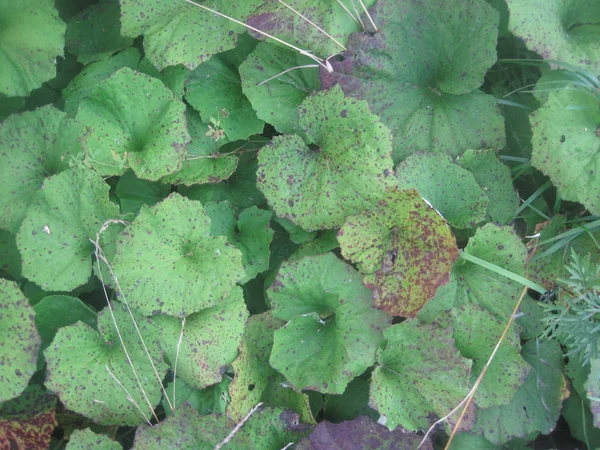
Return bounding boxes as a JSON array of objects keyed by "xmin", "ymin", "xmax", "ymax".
[
  {"xmin": 458, "ymin": 149, "xmax": 519, "ymax": 224},
  {"xmin": 470, "ymin": 339, "xmax": 568, "ymax": 444},
  {"xmin": 116, "ymin": 170, "xmax": 171, "ymax": 216},
  {"xmin": 0, "ymin": 280, "xmax": 41, "ymax": 402},
  {"xmin": 0, "ymin": 229, "xmax": 22, "ymax": 280},
  {"xmin": 247, "ymin": 0, "xmax": 375, "ymax": 58},
  {"xmin": 120, "ymin": 0, "xmax": 263, "ymax": 71},
  {"xmin": 369, "ymin": 319, "xmax": 472, "ymax": 431},
  {"xmin": 322, "ymin": 377, "xmax": 379, "ymax": 423},
  {"xmin": 339, "ymin": 188, "xmax": 458, "ymax": 317},
  {"xmin": 110, "ymin": 193, "xmax": 244, "ymax": 317},
  {"xmin": 0, "ymin": 0, "xmax": 66, "ymax": 96},
  {"xmin": 153, "ymin": 286, "xmax": 248, "ymax": 390},
  {"xmin": 16, "ymin": 167, "xmax": 122, "ymax": 292},
  {"xmin": 506, "ymin": 0, "xmax": 600, "ymax": 73},
  {"xmin": 63, "ymin": 48, "xmax": 141, "ymax": 115},
  {"xmin": 418, "ymin": 224, "xmax": 528, "ymax": 322},
  {"xmin": 229, "ymin": 312, "xmax": 314, "ymax": 424},
  {"xmin": 0, "ymin": 106, "xmax": 82, "ymax": 233},
  {"xmin": 162, "ymin": 377, "xmax": 230, "ymax": 417},
  {"xmin": 185, "ymin": 34, "xmax": 264, "ymax": 142},
  {"xmin": 66, "ymin": 428, "xmax": 122, "ymax": 450},
  {"xmin": 587, "ymin": 356, "xmax": 600, "ymax": 427},
  {"xmin": 275, "ymin": 218, "xmax": 317, "ymax": 245},
  {"xmin": 77, "ymin": 67, "xmax": 190, "ymax": 180},
  {"xmin": 137, "ymin": 58, "xmax": 189, "ymax": 99},
  {"xmin": 257, "ymin": 86, "xmax": 395, "ymax": 231},
  {"xmin": 240, "ymin": 42, "xmax": 320, "ymax": 134},
  {"xmin": 531, "ymin": 88, "xmax": 600, "ymax": 215},
  {"xmin": 65, "ymin": 1, "xmax": 134, "ymax": 65},
  {"xmin": 396, "ymin": 152, "xmax": 489, "ymax": 229},
  {"xmin": 268, "ymin": 253, "xmax": 391, "ymax": 394},
  {"xmin": 448, "ymin": 305, "xmax": 530, "ymax": 408},
  {"xmin": 160, "ymin": 110, "xmax": 238, "ymax": 186},
  {"xmin": 321, "ymin": 0, "xmax": 504, "ymax": 162},
  {"xmin": 44, "ymin": 302, "xmax": 168, "ymax": 426}
]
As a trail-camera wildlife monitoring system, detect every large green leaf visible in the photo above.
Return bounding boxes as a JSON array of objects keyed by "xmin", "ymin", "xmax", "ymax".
[
  {"xmin": 228, "ymin": 312, "xmax": 313, "ymax": 424},
  {"xmin": 120, "ymin": 0, "xmax": 263, "ymax": 71},
  {"xmin": 268, "ymin": 253, "xmax": 391, "ymax": 394},
  {"xmin": 0, "ymin": 106, "xmax": 82, "ymax": 233},
  {"xmin": 338, "ymin": 189, "xmax": 458, "ymax": 317},
  {"xmin": 44, "ymin": 302, "xmax": 168, "ymax": 426},
  {"xmin": 0, "ymin": 280, "xmax": 41, "ymax": 403},
  {"xmin": 153, "ymin": 286, "xmax": 248, "ymax": 390},
  {"xmin": 531, "ymin": 88, "xmax": 600, "ymax": 215},
  {"xmin": 396, "ymin": 153, "xmax": 489, "ymax": 229},
  {"xmin": 369, "ymin": 319, "xmax": 472, "ymax": 431},
  {"xmin": 66, "ymin": 429, "xmax": 121, "ymax": 450},
  {"xmin": 116, "ymin": 170, "xmax": 170, "ymax": 216},
  {"xmin": 506, "ymin": 0, "xmax": 600, "ymax": 73},
  {"xmin": 418, "ymin": 224, "xmax": 528, "ymax": 323},
  {"xmin": 470, "ymin": 340, "xmax": 568, "ymax": 444},
  {"xmin": 0, "ymin": 0, "xmax": 65, "ymax": 96},
  {"xmin": 77, "ymin": 67, "xmax": 190, "ymax": 180},
  {"xmin": 185, "ymin": 34, "xmax": 264, "ymax": 142},
  {"xmin": 239, "ymin": 42, "xmax": 320, "ymax": 134},
  {"xmin": 65, "ymin": 1, "xmax": 134, "ymax": 65},
  {"xmin": 320, "ymin": 0, "xmax": 504, "ymax": 162},
  {"xmin": 257, "ymin": 86, "xmax": 395, "ymax": 231},
  {"xmin": 110, "ymin": 193, "xmax": 244, "ymax": 317},
  {"xmin": 16, "ymin": 168, "xmax": 122, "ymax": 291}
]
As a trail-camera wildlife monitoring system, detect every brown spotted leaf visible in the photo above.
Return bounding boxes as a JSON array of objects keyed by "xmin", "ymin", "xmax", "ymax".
[{"xmin": 338, "ymin": 189, "xmax": 458, "ymax": 317}]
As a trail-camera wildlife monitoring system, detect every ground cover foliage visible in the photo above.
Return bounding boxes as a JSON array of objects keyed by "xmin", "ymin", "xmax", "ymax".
[{"xmin": 0, "ymin": 0, "xmax": 599, "ymax": 448}]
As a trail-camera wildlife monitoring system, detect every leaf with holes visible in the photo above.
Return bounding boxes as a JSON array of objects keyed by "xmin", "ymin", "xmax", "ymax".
[
  {"xmin": 153, "ymin": 286, "xmax": 248, "ymax": 390},
  {"xmin": 531, "ymin": 88, "xmax": 600, "ymax": 215},
  {"xmin": 0, "ymin": 106, "xmax": 82, "ymax": 233},
  {"xmin": 369, "ymin": 319, "xmax": 472, "ymax": 431},
  {"xmin": 268, "ymin": 253, "xmax": 391, "ymax": 394},
  {"xmin": 338, "ymin": 189, "xmax": 458, "ymax": 317},
  {"xmin": 110, "ymin": 193, "xmax": 244, "ymax": 317},
  {"xmin": 16, "ymin": 168, "xmax": 122, "ymax": 292},
  {"xmin": 257, "ymin": 86, "xmax": 394, "ymax": 231},
  {"xmin": 44, "ymin": 302, "xmax": 168, "ymax": 426},
  {"xmin": 320, "ymin": 0, "xmax": 504, "ymax": 162},
  {"xmin": 77, "ymin": 67, "xmax": 190, "ymax": 180}
]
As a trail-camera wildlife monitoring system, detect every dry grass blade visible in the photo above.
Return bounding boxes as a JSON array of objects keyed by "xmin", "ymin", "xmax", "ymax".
[
  {"xmin": 334, "ymin": 0, "xmax": 361, "ymax": 27},
  {"xmin": 419, "ymin": 286, "xmax": 530, "ymax": 449},
  {"xmin": 356, "ymin": 0, "xmax": 378, "ymax": 32},
  {"xmin": 214, "ymin": 402, "xmax": 263, "ymax": 450},
  {"xmin": 105, "ymin": 364, "xmax": 152, "ymax": 426},
  {"xmin": 171, "ymin": 316, "xmax": 186, "ymax": 409}
]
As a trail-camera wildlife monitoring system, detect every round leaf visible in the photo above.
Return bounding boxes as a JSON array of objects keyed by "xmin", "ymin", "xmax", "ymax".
[
  {"xmin": 268, "ymin": 253, "xmax": 391, "ymax": 394},
  {"xmin": 396, "ymin": 152, "xmax": 489, "ymax": 229},
  {"xmin": 77, "ymin": 67, "xmax": 190, "ymax": 180},
  {"xmin": 257, "ymin": 86, "xmax": 395, "ymax": 231},
  {"xmin": 16, "ymin": 168, "xmax": 122, "ymax": 292},
  {"xmin": 531, "ymin": 88, "xmax": 600, "ymax": 215},
  {"xmin": 320, "ymin": 0, "xmax": 504, "ymax": 162},
  {"xmin": 44, "ymin": 302, "xmax": 168, "ymax": 426},
  {"xmin": 338, "ymin": 189, "xmax": 458, "ymax": 317},
  {"xmin": 0, "ymin": 0, "xmax": 66, "ymax": 96},
  {"xmin": 110, "ymin": 193, "xmax": 244, "ymax": 317},
  {"xmin": 0, "ymin": 280, "xmax": 41, "ymax": 402}
]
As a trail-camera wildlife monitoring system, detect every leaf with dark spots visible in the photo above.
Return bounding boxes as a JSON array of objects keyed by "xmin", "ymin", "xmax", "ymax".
[
  {"xmin": 268, "ymin": 253, "xmax": 391, "ymax": 394},
  {"xmin": 338, "ymin": 189, "xmax": 458, "ymax": 317},
  {"xmin": 320, "ymin": 0, "xmax": 504, "ymax": 162},
  {"xmin": 295, "ymin": 415, "xmax": 433, "ymax": 450}
]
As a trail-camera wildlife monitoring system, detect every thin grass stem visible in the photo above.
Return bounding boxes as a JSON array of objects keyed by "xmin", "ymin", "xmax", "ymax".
[
  {"xmin": 172, "ymin": 316, "xmax": 186, "ymax": 409},
  {"xmin": 357, "ymin": 0, "xmax": 377, "ymax": 32},
  {"xmin": 105, "ymin": 364, "xmax": 152, "ymax": 426},
  {"xmin": 333, "ymin": 0, "xmax": 361, "ymax": 27},
  {"xmin": 214, "ymin": 402, "xmax": 263, "ymax": 450}
]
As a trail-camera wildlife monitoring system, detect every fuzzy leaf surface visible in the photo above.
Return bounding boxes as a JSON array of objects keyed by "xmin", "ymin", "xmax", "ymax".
[
  {"xmin": 531, "ymin": 88, "xmax": 600, "ymax": 215},
  {"xmin": 0, "ymin": 0, "xmax": 65, "ymax": 96},
  {"xmin": 16, "ymin": 168, "xmax": 122, "ymax": 291},
  {"xmin": 257, "ymin": 86, "xmax": 394, "ymax": 231},
  {"xmin": 110, "ymin": 193, "xmax": 244, "ymax": 317},
  {"xmin": 120, "ymin": 0, "xmax": 263, "ymax": 70},
  {"xmin": 44, "ymin": 302, "xmax": 168, "ymax": 425},
  {"xmin": 0, "ymin": 280, "xmax": 41, "ymax": 402},
  {"xmin": 0, "ymin": 106, "xmax": 82, "ymax": 233},
  {"xmin": 77, "ymin": 67, "xmax": 189, "ymax": 180},
  {"xmin": 320, "ymin": 0, "xmax": 504, "ymax": 162},
  {"xmin": 369, "ymin": 320, "xmax": 472, "ymax": 431},
  {"xmin": 338, "ymin": 189, "xmax": 458, "ymax": 317},
  {"xmin": 396, "ymin": 153, "xmax": 489, "ymax": 229},
  {"xmin": 154, "ymin": 286, "xmax": 248, "ymax": 390},
  {"xmin": 268, "ymin": 253, "xmax": 391, "ymax": 394}
]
